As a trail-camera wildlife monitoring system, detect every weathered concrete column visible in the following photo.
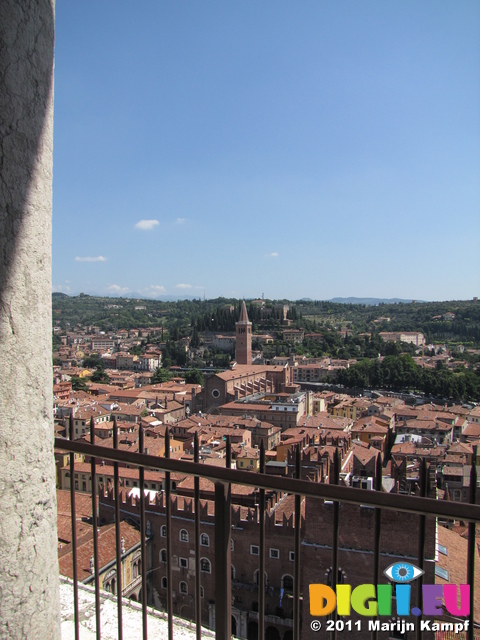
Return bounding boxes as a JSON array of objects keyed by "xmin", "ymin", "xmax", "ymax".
[{"xmin": 0, "ymin": 1, "xmax": 60, "ymax": 639}]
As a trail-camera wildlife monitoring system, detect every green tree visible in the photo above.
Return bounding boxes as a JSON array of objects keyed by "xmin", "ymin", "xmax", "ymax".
[
  {"xmin": 71, "ymin": 376, "xmax": 89, "ymax": 392},
  {"xmin": 184, "ymin": 369, "xmax": 205, "ymax": 385},
  {"xmin": 90, "ymin": 367, "xmax": 110, "ymax": 383},
  {"xmin": 83, "ymin": 355, "xmax": 102, "ymax": 368},
  {"xmin": 152, "ymin": 367, "xmax": 173, "ymax": 383}
]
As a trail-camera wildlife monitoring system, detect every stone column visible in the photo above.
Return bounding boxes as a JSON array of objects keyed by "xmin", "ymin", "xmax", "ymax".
[{"xmin": 0, "ymin": 1, "xmax": 60, "ymax": 638}]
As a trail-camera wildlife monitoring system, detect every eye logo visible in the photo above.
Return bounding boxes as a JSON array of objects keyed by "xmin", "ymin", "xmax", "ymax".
[
  {"xmin": 310, "ymin": 561, "xmax": 470, "ymax": 619},
  {"xmin": 384, "ymin": 562, "xmax": 424, "ymax": 583}
]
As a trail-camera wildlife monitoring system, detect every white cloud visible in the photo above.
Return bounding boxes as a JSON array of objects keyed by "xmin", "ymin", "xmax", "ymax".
[
  {"xmin": 144, "ymin": 285, "xmax": 167, "ymax": 296},
  {"xmin": 175, "ymin": 218, "xmax": 186, "ymax": 225},
  {"xmin": 135, "ymin": 219, "xmax": 159, "ymax": 230},
  {"xmin": 75, "ymin": 256, "xmax": 107, "ymax": 262},
  {"xmin": 266, "ymin": 252, "xmax": 279, "ymax": 258},
  {"xmin": 106, "ymin": 284, "xmax": 130, "ymax": 294},
  {"xmin": 52, "ymin": 283, "xmax": 71, "ymax": 294},
  {"xmin": 175, "ymin": 283, "xmax": 205, "ymax": 291}
]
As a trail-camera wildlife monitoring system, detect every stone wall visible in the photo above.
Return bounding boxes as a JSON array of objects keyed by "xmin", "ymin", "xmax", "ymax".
[{"xmin": 0, "ymin": 1, "xmax": 60, "ymax": 637}]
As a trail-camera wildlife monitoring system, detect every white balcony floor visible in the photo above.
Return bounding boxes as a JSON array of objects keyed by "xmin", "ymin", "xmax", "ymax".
[{"xmin": 60, "ymin": 578, "xmax": 214, "ymax": 640}]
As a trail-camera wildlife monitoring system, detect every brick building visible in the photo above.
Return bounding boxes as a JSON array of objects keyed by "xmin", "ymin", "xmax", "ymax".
[
  {"xmin": 203, "ymin": 364, "xmax": 291, "ymax": 412},
  {"xmin": 98, "ymin": 459, "xmax": 437, "ymax": 640},
  {"xmin": 301, "ymin": 498, "xmax": 436, "ymax": 640},
  {"xmin": 99, "ymin": 489, "xmax": 300, "ymax": 640}
]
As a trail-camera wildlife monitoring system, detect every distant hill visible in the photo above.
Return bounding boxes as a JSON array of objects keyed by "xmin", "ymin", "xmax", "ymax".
[{"xmin": 328, "ymin": 297, "xmax": 419, "ymax": 306}]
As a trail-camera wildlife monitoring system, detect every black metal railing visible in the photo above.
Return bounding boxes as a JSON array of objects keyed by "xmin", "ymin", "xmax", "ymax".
[{"xmin": 56, "ymin": 417, "xmax": 480, "ymax": 640}]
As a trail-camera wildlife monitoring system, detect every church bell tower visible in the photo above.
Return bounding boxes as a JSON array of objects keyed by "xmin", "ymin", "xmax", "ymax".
[{"xmin": 235, "ymin": 301, "xmax": 252, "ymax": 365}]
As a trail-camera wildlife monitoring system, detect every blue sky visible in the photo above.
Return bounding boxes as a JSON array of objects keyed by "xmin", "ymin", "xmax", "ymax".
[{"xmin": 52, "ymin": 1, "xmax": 480, "ymax": 302}]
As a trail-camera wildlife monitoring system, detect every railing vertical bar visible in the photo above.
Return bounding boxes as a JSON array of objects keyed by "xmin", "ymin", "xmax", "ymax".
[
  {"xmin": 214, "ymin": 436, "xmax": 232, "ymax": 640},
  {"xmin": 467, "ymin": 447, "xmax": 477, "ymax": 640},
  {"xmin": 415, "ymin": 458, "xmax": 427, "ymax": 640},
  {"xmin": 165, "ymin": 428, "xmax": 173, "ymax": 640},
  {"xmin": 330, "ymin": 449, "xmax": 340, "ymax": 640},
  {"xmin": 294, "ymin": 445, "xmax": 302, "ymax": 640},
  {"xmin": 194, "ymin": 432, "xmax": 202, "ymax": 640},
  {"xmin": 90, "ymin": 417, "xmax": 101, "ymax": 639},
  {"xmin": 69, "ymin": 415, "xmax": 80, "ymax": 640},
  {"xmin": 113, "ymin": 418, "xmax": 123, "ymax": 640},
  {"xmin": 139, "ymin": 425, "xmax": 148, "ymax": 640},
  {"xmin": 259, "ymin": 441, "xmax": 266, "ymax": 640},
  {"xmin": 371, "ymin": 452, "xmax": 383, "ymax": 640}
]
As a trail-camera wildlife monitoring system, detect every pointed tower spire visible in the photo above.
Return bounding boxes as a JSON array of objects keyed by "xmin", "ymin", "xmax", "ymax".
[
  {"xmin": 239, "ymin": 300, "xmax": 249, "ymax": 322},
  {"xmin": 235, "ymin": 300, "xmax": 252, "ymax": 364}
]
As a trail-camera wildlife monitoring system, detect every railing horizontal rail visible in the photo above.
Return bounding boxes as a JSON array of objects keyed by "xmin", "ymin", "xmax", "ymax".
[{"xmin": 55, "ymin": 436, "xmax": 480, "ymax": 522}]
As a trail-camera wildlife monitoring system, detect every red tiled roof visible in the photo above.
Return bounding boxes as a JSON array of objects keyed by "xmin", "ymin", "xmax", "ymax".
[{"xmin": 58, "ymin": 521, "xmax": 140, "ymax": 581}]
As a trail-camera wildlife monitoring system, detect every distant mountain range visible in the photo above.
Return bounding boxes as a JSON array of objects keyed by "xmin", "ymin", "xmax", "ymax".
[
  {"xmin": 327, "ymin": 297, "xmax": 421, "ymax": 305},
  {"xmin": 53, "ymin": 292, "xmax": 424, "ymax": 305}
]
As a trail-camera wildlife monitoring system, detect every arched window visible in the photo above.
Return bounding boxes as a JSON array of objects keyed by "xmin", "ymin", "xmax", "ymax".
[
  {"xmin": 254, "ymin": 570, "xmax": 268, "ymax": 586},
  {"xmin": 160, "ymin": 525, "xmax": 166, "ymax": 537},
  {"xmin": 180, "ymin": 529, "xmax": 189, "ymax": 542},
  {"xmin": 161, "ymin": 576, "xmax": 168, "ymax": 589},
  {"xmin": 160, "ymin": 549, "xmax": 167, "ymax": 563},
  {"xmin": 231, "ymin": 565, "xmax": 236, "ymax": 580},
  {"xmin": 282, "ymin": 574, "xmax": 294, "ymax": 591},
  {"xmin": 132, "ymin": 559, "xmax": 141, "ymax": 578},
  {"xmin": 200, "ymin": 558, "xmax": 211, "ymax": 573},
  {"xmin": 200, "ymin": 533, "xmax": 210, "ymax": 547},
  {"xmin": 104, "ymin": 577, "xmax": 116, "ymax": 594},
  {"xmin": 179, "ymin": 581, "xmax": 188, "ymax": 594}
]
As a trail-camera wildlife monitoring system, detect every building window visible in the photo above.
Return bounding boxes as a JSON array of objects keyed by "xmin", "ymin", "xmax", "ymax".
[
  {"xmin": 179, "ymin": 581, "xmax": 188, "ymax": 594},
  {"xmin": 231, "ymin": 565, "xmax": 236, "ymax": 580},
  {"xmin": 282, "ymin": 575, "xmax": 294, "ymax": 591},
  {"xmin": 160, "ymin": 549, "xmax": 167, "ymax": 563},
  {"xmin": 200, "ymin": 586, "xmax": 204, "ymax": 598},
  {"xmin": 270, "ymin": 548, "xmax": 280, "ymax": 559},
  {"xmin": 435, "ymin": 566, "xmax": 449, "ymax": 581},
  {"xmin": 104, "ymin": 577, "xmax": 116, "ymax": 595},
  {"xmin": 200, "ymin": 558, "xmax": 211, "ymax": 573},
  {"xmin": 161, "ymin": 577, "xmax": 168, "ymax": 589},
  {"xmin": 179, "ymin": 557, "xmax": 188, "ymax": 569},
  {"xmin": 180, "ymin": 529, "xmax": 189, "ymax": 542},
  {"xmin": 200, "ymin": 533, "xmax": 210, "ymax": 547},
  {"xmin": 254, "ymin": 570, "xmax": 268, "ymax": 586},
  {"xmin": 132, "ymin": 558, "xmax": 141, "ymax": 578},
  {"xmin": 231, "ymin": 539, "xmax": 234, "ymax": 552},
  {"xmin": 212, "ymin": 389, "xmax": 220, "ymax": 399},
  {"xmin": 289, "ymin": 551, "xmax": 295, "ymax": 562},
  {"xmin": 250, "ymin": 545, "xmax": 259, "ymax": 555},
  {"xmin": 161, "ymin": 525, "xmax": 166, "ymax": 537}
]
